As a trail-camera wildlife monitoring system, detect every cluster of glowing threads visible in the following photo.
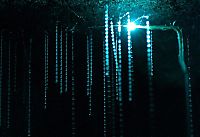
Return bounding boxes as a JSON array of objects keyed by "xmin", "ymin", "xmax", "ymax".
[
  {"xmin": 44, "ymin": 32, "xmax": 49, "ymax": 109},
  {"xmin": 71, "ymin": 31, "xmax": 76, "ymax": 137},
  {"xmin": 55, "ymin": 22, "xmax": 58, "ymax": 83},
  {"xmin": 127, "ymin": 13, "xmax": 133, "ymax": 101},
  {"xmin": 60, "ymin": 27, "xmax": 63, "ymax": 94}
]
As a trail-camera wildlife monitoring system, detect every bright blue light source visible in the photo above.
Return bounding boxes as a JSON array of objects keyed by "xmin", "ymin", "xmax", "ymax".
[{"xmin": 128, "ymin": 22, "xmax": 137, "ymax": 31}]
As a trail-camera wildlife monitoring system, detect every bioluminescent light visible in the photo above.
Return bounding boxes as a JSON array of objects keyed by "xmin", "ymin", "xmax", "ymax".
[
  {"xmin": 71, "ymin": 31, "xmax": 76, "ymax": 137},
  {"xmin": 110, "ymin": 20, "xmax": 117, "ymax": 137},
  {"xmin": 7, "ymin": 39, "xmax": 11, "ymax": 128},
  {"xmin": 104, "ymin": 5, "xmax": 109, "ymax": 136},
  {"xmin": 127, "ymin": 13, "xmax": 133, "ymax": 102},
  {"xmin": 55, "ymin": 22, "xmax": 58, "ymax": 83},
  {"xmin": 146, "ymin": 20, "xmax": 155, "ymax": 134},
  {"xmin": 103, "ymin": 40, "xmax": 107, "ymax": 137},
  {"xmin": 44, "ymin": 32, "xmax": 49, "ymax": 109},
  {"xmin": 87, "ymin": 31, "xmax": 93, "ymax": 116},
  {"xmin": 28, "ymin": 39, "xmax": 32, "ymax": 137},
  {"xmin": 0, "ymin": 32, "xmax": 2, "ymax": 127},
  {"xmin": 127, "ymin": 22, "xmax": 137, "ymax": 31},
  {"xmin": 60, "ymin": 27, "xmax": 63, "ymax": 94},
  {"xmin": 89, "ymin": 32, "xmax": 93, "ymax": 116},
  {"xmin": 118, "ymin": 17, "xmax": 124, "ymax": 137},
  {"xmin": 86, "ymin": 35, "xmax": 90, "ymax": 114},
  {"xmin": 186, "ymin": 37, "xmax": 194, "ymax": 136},
  {"xmin": 65, "ymin": 28, "xmax": 68, "ymax": 93}
]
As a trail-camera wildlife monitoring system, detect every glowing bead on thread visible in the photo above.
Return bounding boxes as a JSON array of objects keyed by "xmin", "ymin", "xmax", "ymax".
[
  {"xmin": 44, "ymin": 32, "xmax": 48, "ymax": 109},
  {"xmin": 111, "ymin": 21, "xmax": 118, "ymax": 100},
  {"xmin": 110, "ymin": 20, "xmax": 116, "ymax": 137},
  {"xmin": 60, "ymin": 27, "xmax": 63, "ymax": 94},
  {"xmin": 86, "ymin": 33, "xmax": 92, "ymax": 116},
  {"xmin": 71, "ymin": 31, "xmax": 76, "ymax": 137},
  {"xmin": 118, "ymin": 18, "xmax": 124, "ymax": 137},
  {"xmin": 146, "ymin": 20, "xmax": 155, "ymax": 134},
  {"xmin": 127, "ymin": 13, "xmax": 133, "ymax": 101},
  {"xmin": 104, "ymin": 4, "xmax": 110, "ymax": 136},
  {"xmin": 118, "ymin": 20, "xmax": 122, "ymax": 102},
  {"xmin": 186, "ymin": 37, "xmax": 194, "ymax": 136},
  {"xmin": 103, "ymin": 40, "xmax": 107, "ymax": 137},
  {"xmin": 88, "ymin": 31, "xmax": 93, "ymax": 116},
  {"xmin": 55, "ymin": 22, "xmax": 58, "ymax": 83},
  {"xmin": 87, "ymin": 35, "xmax": 90, "ymax": 96}
]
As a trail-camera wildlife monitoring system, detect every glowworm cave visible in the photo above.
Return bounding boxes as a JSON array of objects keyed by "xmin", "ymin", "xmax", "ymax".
[{"xmin": 0, "ymin": 0, "xmax": 200, "ymax": 137}]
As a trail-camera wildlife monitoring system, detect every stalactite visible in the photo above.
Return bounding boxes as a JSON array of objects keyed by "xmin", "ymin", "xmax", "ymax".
[
  {"xmin": 118, "ymin": 18, "xmax": 124, "ymax": 137},
  {"xmin": 65, "ymin": 28, "xmax": 68, "ymax": 93},
  {"xmin": 146, "ymin": 20, "xmax": 155, "ymax": 135},
  {"xmin": 60, "ymin": 26, "xmax": 63, "ymax": 94},
  {"xmin": 110, "ymin": 20, "xmax": 116, "ymax": 137},
  {"xmin": 127, "ymin": 13, "xmax": 133, "ymax": 102},
  {"xmin": 27, "ymin": 39, "xmax": 32, "ymax": 137},
  {"xmin": 7, "ymin": 39, "xmax": 11, "ymax": 129},
  {"xmin": 0, "ymin": 31, "xmax": 2, "ymax": 127},
  {"xmin": 55, "ymin": 22, "xmax": 59, "ymax": 83},
  {"xmin": 71, "ymin": 31, "xmax": 76, "ymax": 137}
]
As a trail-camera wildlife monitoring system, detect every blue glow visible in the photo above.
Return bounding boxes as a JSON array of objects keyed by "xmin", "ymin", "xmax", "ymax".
[
  {"xmin": 128, "ymin": 22, "xmax": 137, "ymax": 31},
  {"xmin": 118, "ymin": 16, "xmax": 124, "ymax": 137},
  {"xmin": 104, "ymin": 5, "xmax": 109, "ymax": 136},
  {"xmin": 146, "ymin": 20, "xmax": 155, "ymax": 132},
  {"xmin": 127, "ymin": 13, "xmax": 133, "ymax": 102},
  {"xmin": 110, "ymin": 20, "xmax": 117, "ymax": 136}
]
